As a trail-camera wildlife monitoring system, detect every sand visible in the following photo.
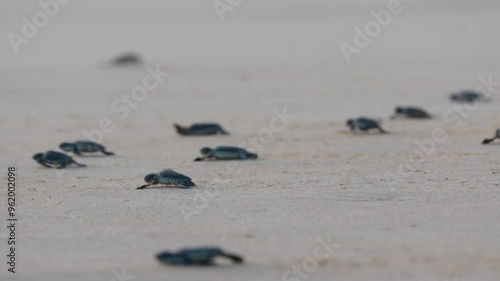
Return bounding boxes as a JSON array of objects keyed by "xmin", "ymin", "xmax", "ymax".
[{"xmin": 1, "ymin": 1, "xmax": 500, "ymax": 280}]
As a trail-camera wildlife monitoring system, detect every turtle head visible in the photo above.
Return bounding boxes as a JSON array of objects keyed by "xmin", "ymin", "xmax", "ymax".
[
  {"xmin": 246, "ymin": 152, "xmax": 258, "ymax": 159},
  {"xmin": 32, "ymin": 153, "xmax": 43, "ymax": 162},
  {"xmin": 346, "ymin": 119, "xmax": 355, "ymax": 129},
  {"xmin": 144, "ymin": 173, "xmax": 158, "ymax": 183},
  {"xmin": 173, "ymin": 124, "xmax": 189, "ymax": 135},
  {"xmin": 156, "ymin": 251, "xmax": 183, "ymax": 265},
  {"xmin": 59, "ymin": 142, "xmax": 74, "ymax": 152},
  {"xmin": 395, "ymin": 107, "xmax": 405, "ymax": 114},
  {"xmin": 200, "ymin": 147, "xmax": 213, "ymax": 156}
]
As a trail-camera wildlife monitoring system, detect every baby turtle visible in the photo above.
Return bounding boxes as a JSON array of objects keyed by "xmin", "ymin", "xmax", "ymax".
[
  {"xmin": 346, "ymin": 117, "xmax": 387, "ymax": 134},
  {"xmin": 112, "ymin": 52, "xmax": 142, "ymax": 66},
  {"xmin": 482, "ymin": 129, "xmax": 500, "ymax": 144},
  {"xmin": 450, "ymin": 90, "xmax": 487, "ymax": 102},
  {"xmin": 174, "ymin": 123, "xmax": 229, "ymax": 136},
  {"xmin": 194, "ymin": 146, "xmax": 257, "ymax": 161},
  {"xmin": 156, "ymin": 247, "xmax": 243, "ymax": 266},
  {"xmin": 33, "ymin": 150, "xmax": 86, "ymax": 168},
  {"xmin": 391, "ymin": 106, "xmax": 432, "ymax": 119},
  {"xmin": 59, "ymin": 141, "xmax": 114, "ymax": 156},
  {"xmin": 137, "ymin": 169, "xmax": 195, "ymax": 189}
]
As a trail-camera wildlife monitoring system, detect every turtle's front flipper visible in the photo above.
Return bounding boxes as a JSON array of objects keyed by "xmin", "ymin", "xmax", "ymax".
[
  {"xmin": 179, "ymin": 179, "xmax": 195, "ymax": 188},
  {"xmin": 174, "ymin": 124, "xmax": 190, "ymax": 135},
  {"xmin": 482, "ymin": 137, "xmax": 497, "ymax": 144},
  {"xmin": 100, "ymin": 149, "xmax": 115, "ymax": 155},
  {"xmin": 194, "ymin": 157, "xmax": 206, "ymax": 162},
  {"xmin": 246, "ymin": 153, "xmax": 258, "ymax": 159},
  {"xmin": 220, "ymin": 253, "xmax": 243, "ymax": 264},
  {"xmin": 377, "ymin": 126, "xmax": 388, "ymax": 134},
  {"xmin": 136, "ymin": 183, "xmax": 152, "ymax": 190},
  {"xmin": 72, "ymin": 146, "xmax": 83, "ymax": 156}
]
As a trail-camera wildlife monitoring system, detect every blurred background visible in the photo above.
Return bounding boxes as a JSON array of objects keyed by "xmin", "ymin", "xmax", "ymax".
[{"xmin": 1, "ymin": 0, "xmax": 499, "ymax": 68}]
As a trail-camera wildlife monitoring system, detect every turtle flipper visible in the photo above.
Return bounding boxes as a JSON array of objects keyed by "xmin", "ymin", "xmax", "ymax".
[
  {"xmin": 174, "ymin": 124, "xmax": 190, "ymax": 135},
  {"xmin": 482, "ymin": 137, "xmax": 496, "ymax": 144},
  {"xmin": 137, "ymin": 183, "xmax": 152, "ymax": 190},
  {"xmin": 73, "ymin": 146, "xmax": 83, "ymax": 157},
  {"xmin": 185, "ymin": 180, "xmax": 196, "ymax": 187},
  {"xmin": 377, "ymin": 125, "xmax": 388, "ymax": 134},
  {"xmin": 220, "ymin": 252, "xmax": 243, "ymax": 264},
  {"xmin": 194, "ymin": 157, "xmax": 206, "ymax": 162},
  {"xmin": 101, "ymin": 149, "xmax": 115, "ymax": 155}
]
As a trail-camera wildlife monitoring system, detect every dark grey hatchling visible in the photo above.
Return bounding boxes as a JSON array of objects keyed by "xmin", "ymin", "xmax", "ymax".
[
  {"xmin": 482, "ymin": 129, "xmax": 500, "ymax": 144},
  {"xmin": 33, "ymin": 151, "xmax": 87, "ymax": 169},
  {"xmin": 156, "ymin": 247, "xmax": 244, "ymax": 266},
  {"xmin": 112, "ymin": 52, "xmax": 141, "ymax": 66},
  {"xmin": 194, "ymin": 146, "xmax": 258, "ymax": 161},
  {"xmin": 137, "ymin": 169, "xmax": 195, "ymax": 189},
  {"xmin": 59, "ymin": 141, "xmax": 114, "ymax": 156},
  {"xmin": 391, "ymin": 106, "xmax": 432, "ymax": 119},
  {"xmin": 346, "ymin": 117, "xmax": 387, "ymax": 133},
  {"xmin": 450, "ymin": 90, "xmax": 487, "ymax": 103},
  {"xmin": 174, "ymin": 123, "xmax": 229, "ymax": 136}
]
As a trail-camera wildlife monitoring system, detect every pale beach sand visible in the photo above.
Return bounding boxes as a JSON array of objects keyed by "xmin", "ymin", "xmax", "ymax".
[{"xmin": 1, "ymin": 1, "xmax": 500, "ymax": 280}]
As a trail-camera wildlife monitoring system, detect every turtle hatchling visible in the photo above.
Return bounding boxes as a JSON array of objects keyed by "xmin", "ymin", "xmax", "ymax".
[
  {"xmin": 347, "ymin": 117, "xmax": 387, "ymax": 134},
  {"xmin": 450, "ymin": 90, "xmax": 487, "ymax": 103},
  {"xmin": 482, "ymin": 129, "xmax": 500, "ymax": 144},
  {"xmin": 33, "ymin": 150, "xmax": 87, "ymax": 169},
  {"xmin": 194, "ymin": 146, "xmax": 257, "ymax": 161},
  {"xmin": 156, "ymin": 247, "xmax": 243, "ymax": 266},
  {"xmin": 174, "ymin": 123, "xmax": 229, "ymax": 136},
  {"xmin": 137, "ymin": 169, "xmax": 195, "ymax": 189},
  {"xmin": 391, "ymin": 106, "xmax": 432, "ymax": 119},
  {"xmin": 112, "ymin": 52, "xmax": 142, "ymax": 66},
  {"xmin": 59, "ymin": 140, "xmax": 114, "ymax": 156}
]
